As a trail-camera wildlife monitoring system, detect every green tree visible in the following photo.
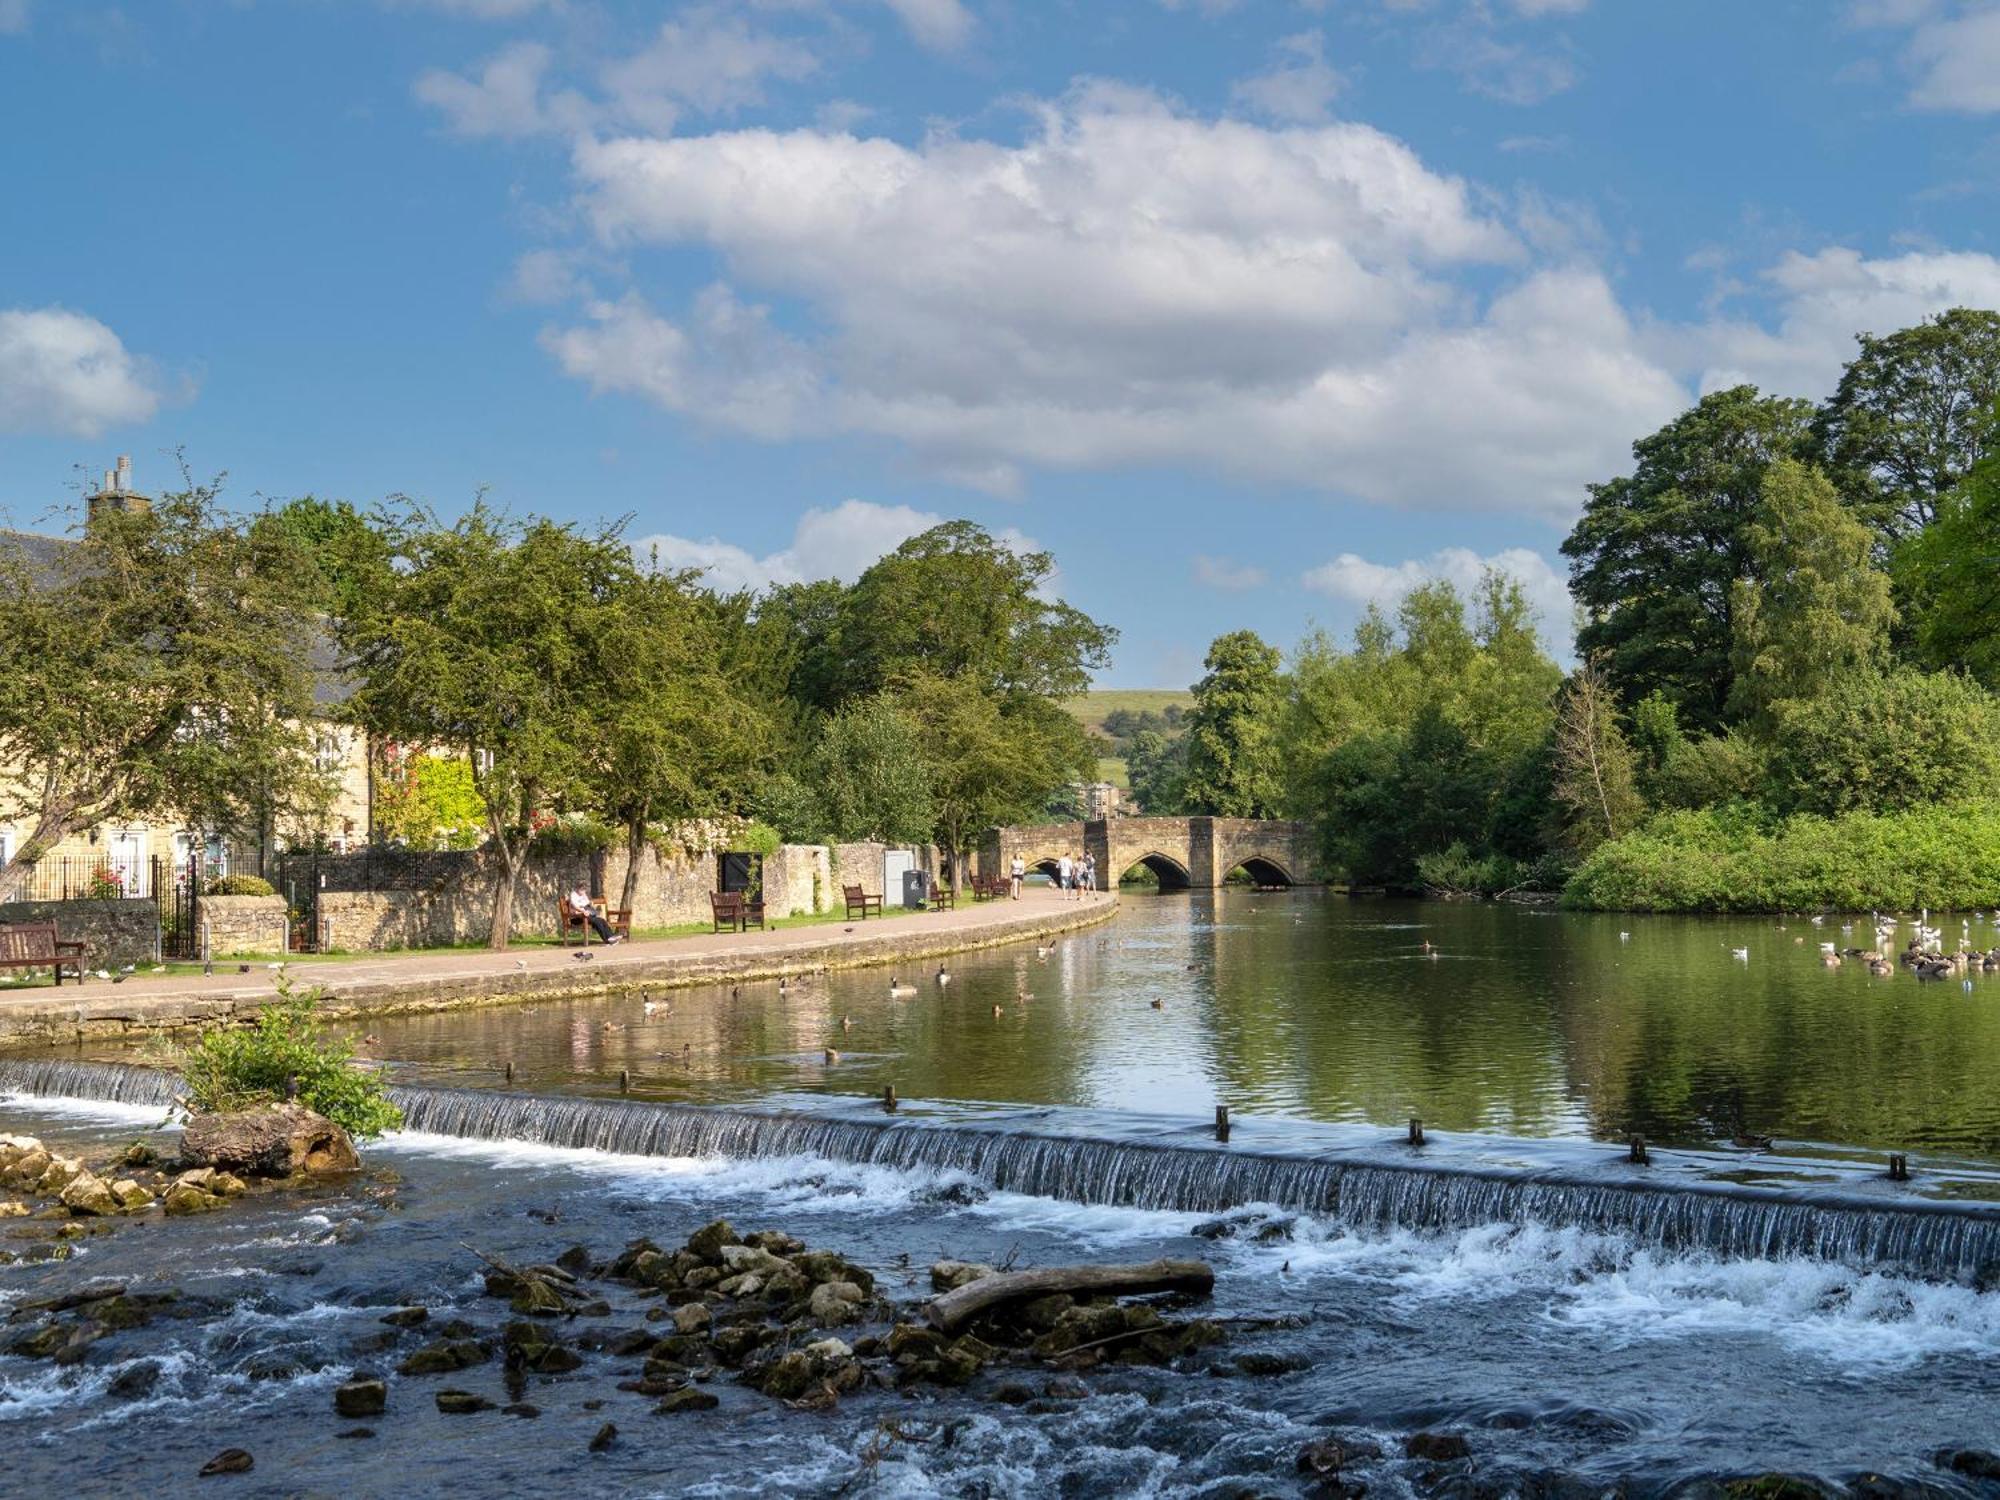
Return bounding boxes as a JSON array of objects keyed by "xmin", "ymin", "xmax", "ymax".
[
  {"xmin": 1900, "ymin": 411, "xmax": 2000, "ymax": 685},
  {"xmin": 590, "ymin": 568, "xmax": 772, "ymax": 918},
  {"xmin": 340, "ymin": 505, "xmax": 631, "ymax": 948},
  {"xmin": 1563, "ymin": 386, "xmax": 1817, "ymax": 729},
  {"xmin": 263, "ymin": 495, "xmax": 394, "ymax": 619},
  {"xmin": 1761, "ymin": 667, "xmax": 2000, "ymax": 815},
  {"xmin": 1181, "ymin": 630, "xmax": 1285, "ymax": 817},
  {"xmin": 1817, "ymin": 308, "xmax": 2000, "ymax": 540},
  {"xmin": 1125, "ymin": 728, "xmax": 1189, "ymax": 815},
  {"xmin": 1550, "ymin": 657, "xmax": 1645, "ymax": 856},
  {"xmin": 899, "ymin": 674, "xmax": 1093, "ymax": 893},
  {"xmin": 836, "ymin": 522, "xmax": 1115, "ymax": 702},
  {"xmin": 373, "ymin": 751, "xmax": 486, "ymax": 849},
  {"xmin": 0, "ymin": 476, "xmax": 332, "ymax": 902},
  {"xmin": 809, "ymin": 694, "xmax": 936, "ymax": 844},
  {"xmin": 1727, "ymin": 458, "xmax": 1896, "ymax": 725}
]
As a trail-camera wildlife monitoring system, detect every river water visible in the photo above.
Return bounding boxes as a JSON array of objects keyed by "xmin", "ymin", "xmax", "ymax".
[{"xmin": 4, "ymin": 893, "xmax": 2000, "ymax": 1497}]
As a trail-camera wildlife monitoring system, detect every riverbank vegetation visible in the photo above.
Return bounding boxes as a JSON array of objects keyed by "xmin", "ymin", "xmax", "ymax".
[
  {"xmin": 1146, "ymin": 308, "xmax": 2000, "ymax": 912},
  {"xmin": 181, "ymin": 981, "xmax": 403, "ymax": 1138}
]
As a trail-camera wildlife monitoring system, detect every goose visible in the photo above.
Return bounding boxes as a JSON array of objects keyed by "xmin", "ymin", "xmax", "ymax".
[
  {"xmin": 1619, "ymin": 932, "xmax": 1631, "ymax": 942},
  {"xmin": 779, "ymin": 978, "xmax": 789, "ymax": 995},
  {"xmin": 1821, "ymin": 953, "xmax": 1841, "ymax": 967},
  {"xmin": 935, "ymin": 967, "xmax": 952, "ymax": 987},
  {"xmin": 642, "ymin": 998, "xmax": 666, "ymax": 1016},
  {"xmin": 1149, "ymin": 998, "xmax": 1164, "ymax": 1010},
  {"xmin": 840, "ymin": 1015, "xmax": 852, "ymax": 1031},
  {"xmin": 1819, "ymin": 942, "xmax": 1837, "ymax": 954},
  {"xmin": 991, "ymin": 1003, "xmax": 1003, "ymax": 1017},
  {"xmin": 824, "ymin": 1048, "xmax": 840, "ymax": 1065},
  {"xmin": 889, "ymin": 977, "xmax": 917, "ymax": 997},
  {"xmin": 1731, "ymin": 947, "xmax": 1750, "ymax": 961},
  {"xmin": 1869, "ymin": 960, "xmax": 1895, "ymax": 978}
]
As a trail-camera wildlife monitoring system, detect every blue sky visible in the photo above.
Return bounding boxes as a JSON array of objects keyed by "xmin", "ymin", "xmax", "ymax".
[{"xmin": 4, "ymin": 0, "xmax": 1999, "ymax": 686}]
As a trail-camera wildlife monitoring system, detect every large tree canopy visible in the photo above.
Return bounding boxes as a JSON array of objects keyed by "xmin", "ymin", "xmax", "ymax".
[
  {"xmin": 1562, "ymin": 386, "xmax": 1817, "ymax": 731},
  {"xmin": 1180, "ymin": 630, "xmax": 1285, "ymax": 819},
  {"xmin": 1817, "ymin": 308, "xmax": 2000, "ymax": 540},
  {"xmin": 0, "ymin": 481, "xmax": 331, "ymax": 902}
]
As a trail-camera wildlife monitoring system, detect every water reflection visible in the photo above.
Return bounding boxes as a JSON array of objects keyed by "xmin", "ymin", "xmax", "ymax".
[{"xmin": 120, "ymin": 894, "xmax": 2000, "ymax": 1157}]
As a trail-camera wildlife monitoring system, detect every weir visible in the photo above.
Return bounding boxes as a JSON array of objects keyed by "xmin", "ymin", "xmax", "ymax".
[{"xmin": 6, "ymin": 1058, "xmax": 2000, "ymax": 1283}]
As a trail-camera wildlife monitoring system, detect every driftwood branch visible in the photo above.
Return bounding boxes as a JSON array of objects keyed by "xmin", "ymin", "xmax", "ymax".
[{"xmin": 924, "ymin": 1258, "xmax": 1214, "ymax": 1334}]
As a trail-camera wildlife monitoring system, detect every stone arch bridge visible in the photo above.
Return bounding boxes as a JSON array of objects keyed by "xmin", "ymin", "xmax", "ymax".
[{"xmin": 980, "ymin": 817, "xmax": 1317, "ymax": 891}]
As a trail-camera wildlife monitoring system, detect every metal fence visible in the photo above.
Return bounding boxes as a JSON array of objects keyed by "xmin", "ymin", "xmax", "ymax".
[{"xmin": 4, "ymin": 853, "xmax": 207, "ymax": 959}]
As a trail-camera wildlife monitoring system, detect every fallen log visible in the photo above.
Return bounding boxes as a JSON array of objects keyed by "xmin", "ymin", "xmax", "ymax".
[{"xmin": 924, "ymin": 1258, "xmax": 1214, "ymax": 1334}]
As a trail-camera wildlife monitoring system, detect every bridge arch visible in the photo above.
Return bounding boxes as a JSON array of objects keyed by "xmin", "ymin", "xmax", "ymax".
[
  {"xmin": 1224, "ymin": 854, "xmax": 1297, "ymax": 888},
  {"xmin": 1117, "ymin": 851, "xmax": 1194, "ymax": 891}
]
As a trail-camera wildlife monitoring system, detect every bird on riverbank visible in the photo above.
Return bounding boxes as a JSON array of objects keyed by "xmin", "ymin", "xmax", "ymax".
[{"xmin": 572, "ymin": 951, "xmax": 593, "ymax": 963}]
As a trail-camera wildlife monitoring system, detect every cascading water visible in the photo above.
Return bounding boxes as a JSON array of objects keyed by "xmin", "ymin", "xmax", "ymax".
[{"xmin": 5, "ymin": 1056, "xmax": 1998, "ymax": 1283}]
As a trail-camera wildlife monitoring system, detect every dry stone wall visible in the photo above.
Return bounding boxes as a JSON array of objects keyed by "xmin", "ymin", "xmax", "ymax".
[{"xmin": 0, "ymin": 899, "xmax": 161, "ymax": 967}]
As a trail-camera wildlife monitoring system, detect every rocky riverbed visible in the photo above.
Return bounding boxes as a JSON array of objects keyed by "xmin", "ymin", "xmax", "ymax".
[{"xmin": 2, "ymin": 1097, "xmax": 1999, "ymax": 1498}]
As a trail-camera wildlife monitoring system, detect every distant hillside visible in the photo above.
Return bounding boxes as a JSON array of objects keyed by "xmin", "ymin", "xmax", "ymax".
[
  {"xmin": 1066, "ymin": 690, "xmax": 1194, "ymax": 791},
  {"xmin": 1064, "ymin": 689, "xmax": 1194, "ymax": 737}
]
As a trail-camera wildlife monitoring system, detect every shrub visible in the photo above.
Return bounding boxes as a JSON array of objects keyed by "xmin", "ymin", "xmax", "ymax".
[
  {"xmin": 1655, "ymin": 731, "xmax": 1766, "ymax": 810},
  {"xmin": 527, "ymin": 816, "xmax": 618, "ymax": 856},
  {"xmin": 1414, "ymin": 842, "xmax": 1522, "ymax": 897},
  {"xmin": 181, "ymin": 979, "xmax": 403, "ymax": 1138},
  {"xmin": 1761, "ymin": 668, "xmax": 2000, "ymax": 816},
  {"xmin": 1563, "ymin": 802, "xmax": 2000, "ymax": 913},
  {"xmin": 205, "ymin": 873, "xmax": 277, "ymax": 897}
]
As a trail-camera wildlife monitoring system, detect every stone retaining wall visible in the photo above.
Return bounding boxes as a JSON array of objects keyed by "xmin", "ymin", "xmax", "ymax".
[
  {"xmin": 0, "ymin": 899, "xmax": 159, "ymax": 968},
  {"xmin": 198, "ymin": 895, "xmax": 288, "ymax": 956}
]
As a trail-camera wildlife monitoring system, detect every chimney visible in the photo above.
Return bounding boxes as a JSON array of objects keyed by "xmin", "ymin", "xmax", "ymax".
[{"xmin": 85, "ymin": 456, "xmax": 151, "ymax": 531}]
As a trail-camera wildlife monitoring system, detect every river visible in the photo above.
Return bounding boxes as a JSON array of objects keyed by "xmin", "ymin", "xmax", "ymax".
[{"xmin": 3, "ymin": 892, "xmax": 1998, "ymax": 1497}]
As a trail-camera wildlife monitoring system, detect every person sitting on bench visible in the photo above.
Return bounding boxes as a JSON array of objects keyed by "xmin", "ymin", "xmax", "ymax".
[{"xmin": 568, "ymin": 884, "xmax": 621, "ymax": 944}]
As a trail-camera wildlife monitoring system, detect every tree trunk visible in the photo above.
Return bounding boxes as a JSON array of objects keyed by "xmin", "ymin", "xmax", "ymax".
[
  {"xmin": 925, "ymin": 1258, "xmax": 1214, "ymax": 1334},
  {"xmin": 486, "ymin": 795, "xmax": 522, "ymax": 950},
  {"xmin": 0, "ymin": 803, "xmax": 79, "ymax": 905},
  {"xmin": 620, "ymin": 816, "xmax": 646, "ymax": 920}
]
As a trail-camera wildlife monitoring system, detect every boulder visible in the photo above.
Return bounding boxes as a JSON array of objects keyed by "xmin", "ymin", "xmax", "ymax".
[
  {"xmin": 181, "ymin": 1105, "xmax": 359, "ymax": 1179},
  {"xmin": 163, "ymin": 1183, "xmax": 224, "ymax": 1216},
  {"xmin": 685, "ymin": 1218, "xmax": 739, "ymax": 1262},
  {"xmin": 744, "ymin": 1230, "xmax": 805, "ymax": 1255},
  {"xmin": 588, "ymin": 1422, "xmax": 617, "ymax": 1452},
  {"xmin": 719, "ymin": 1244, "xmax": 791, "ymax": 1277},
  {"xmin": 715, "ymin": 1272, "xmax": 765, "ymax": 1299},
  {"xmin": 110, "ymin": 1179, "xmax": 154, "ymax": 1210},
  {"xmin": 334, "ymin": 1378, "xmax": 387, "ymax": 1418},
  {"xmin": 36, "ymin": 1156, "xmax": 82, "ymax": 1194},
  {"xmin": 1404, "ymin": 1431, "xmax": 1471, "ymax": 1463},
  {"xmin": 7, "ymin": 1147, "xmax": 49, "ymax": 1186},
  {"xmin": 671, "ymin": 1302, "xmax": 712, "ymax": 1336},
  {"xmin": 435, "ymin": 1389, "xmax": 496, "ymax": 1414},
  {"xmin": 657, "ymin": 1387, "xmax": 719, "ymax": 1414},
  {"xmin": 59, "ymin": 1172, "xmax": 119, "ymax": 1217},
  {"xmin": 808, "ymin": 1281, "xmax": 863, "ymax": 1327},
  {"xmin": 198, "ymin": 1449, "xmax": 254, "ymax": 1476}
]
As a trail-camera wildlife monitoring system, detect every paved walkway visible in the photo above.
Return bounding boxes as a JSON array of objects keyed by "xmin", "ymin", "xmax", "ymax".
[{"xmin": 0, "ymin": 888, "xmax": 1118, "ymax": 1045}]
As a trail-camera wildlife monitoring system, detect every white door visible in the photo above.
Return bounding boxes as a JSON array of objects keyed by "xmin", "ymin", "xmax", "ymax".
[
  {"xmin": 883, "ymin": 849, "xmax": 914, "ymax": 905},
  {"xmin": 108, "ymin": 832, "xmax": 145, "ymax": 898}
]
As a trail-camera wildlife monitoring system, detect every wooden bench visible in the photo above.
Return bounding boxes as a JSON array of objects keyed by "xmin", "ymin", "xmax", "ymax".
[
  {"xmin": 970, "ymin": 875, "xmax": 1007, "ymax": 902},
  {"xmin": 559, "ymin": 895, "xmax": 631, "ymax": 946},
  {"xmin": 842, "ymin": 883, "xmax": 883, "ymax": 920},
  {"xmin": 0, "ymin": 923, "xmax": 86, "ymax": 986},
  {"xmin": 709, "ymin": 890, "xmax": 767, "ymax": 933},
  {"xmin": 929, "ymin": 885, "xmax": 957, "ymax": 912}
]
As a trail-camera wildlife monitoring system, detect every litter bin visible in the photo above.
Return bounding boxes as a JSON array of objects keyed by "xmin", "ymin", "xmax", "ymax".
[{"xmin": 903, "ymin": 869, "xmax": 930, "ymax": 910}]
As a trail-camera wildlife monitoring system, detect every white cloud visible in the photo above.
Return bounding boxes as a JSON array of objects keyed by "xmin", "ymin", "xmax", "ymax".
[
  {"xmin": 875, "ymin": 0, "xmax": 974, "ymax": 51},
  {"xmin": 1510, "ymin": 0, "xmax": 1590, "ymax": 14},
  {"xmin": 1302, "ymin": 545, "xmax": 1573, "ymax": 643},
  {"xmin": 1687, "ymin": 246, "xmax": 2000, "ymax": 398},
  {"xmin": 601, "ymin": 13, "xmax": 820, "ymax": 131},
  {"xmin": 633, "ymin": 498, "xmax": 1031, "ymax": 594},
  {"xmin": 549, "ymin": 88, "xmax": 1701, "ymax": 520},
  {"xmin": 0, "ymin": 306, "xmax": 171, "ymax": 438},
  {"xmin": 416, "ymin": 14, "xmax": 819, "ymax": 139},
  {"xmin": 1232, "ymin": 31, "xmax": 1343, "ymax": 124},
  {"xmin": 415, "ymin": 41, "xmax": 579, "ymax": 139},
  {"xmin": 0, "ymin": 0, "xmax": 30, "ymax": 37},
  {"xmin": 1418, "ymin": 17, "xmax": 1578, "ymax": 104},
  {"xmin": 1906, "ymin": 6, "xmax": 2000, "ymax": 111},
  {"xmin": 1193, "ymin": 555, "xmax": 1268, "ymax": 590}
]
